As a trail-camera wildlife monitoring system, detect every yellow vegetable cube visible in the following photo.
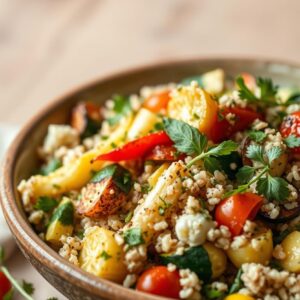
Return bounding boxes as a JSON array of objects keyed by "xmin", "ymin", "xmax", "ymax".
[
  {"xmin": 148, "ymin": 163, "xmax": 170, "ymax": 188},
  {"xmin": 79, "ymin": 227, "xmax": 127, "ymax": 283},
  {"xmin": 280, "ymin": 231, "xmax": 300, "ymax": 273}
]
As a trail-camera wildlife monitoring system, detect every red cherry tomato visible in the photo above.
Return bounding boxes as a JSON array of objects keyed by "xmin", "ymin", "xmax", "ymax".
[
  {"xmin": 215, "ymin": 192, "xmax": 263, "ymax": 236},
  {"xmin": 145, "ymin": 145, "xmax": 185, "ymax": 161},
  {"xmin": 136, "ymin": 266, "xmax": 181, "ymax": 299},
  {"xmin": 143, "ymin": 91, "xmax": 171, "ymax": 113},
  {"xmin": 209, "ymin": 107, "xmax": 261, "ymax": 143},
  {"xmin": 0, "ymin": 271, "xmax": 12, "ymax": 299},
  {"xmin": 280, "ymin": 111, "xmax": 300, "ymax": 156}
]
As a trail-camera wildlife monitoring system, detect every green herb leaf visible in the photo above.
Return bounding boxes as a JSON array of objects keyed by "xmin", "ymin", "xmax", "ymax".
[
  {"xmin": 229, "ymin": 268, "xmax": 243, "ymax": 294},
  {"xmin": 203, "ymin": 285, "xmax": 225, "ymax": 299},
  {"xmin": 107, "ymin": 95, "xmax": 132, "ymax": 125},
  {"xmin": 236, "ymin": 76, "xmax": 257, "ymax": 101},
  {"xmin": 160, "ymin": 246, "xmax": 212, "ymax": 282},
  {"xmin": 248, "ymin": 130, "xmax": 267, "ymax": 143},
  {"xmin": 257, "ymin": 77, "xmax": 278, "ymax": 100},
  {"xmin": 256, "ymin": 175, "xmax": 289, "ymax": 201},
  {"xmin": 284, "ymin": 135, "xmax": 300, "ymax": 148},
  {"xmin": 22, "ymin": 280, "xmax": 35, "ymax": 296},
  {"xmin": 163, "ymin": 118, "xmax": 207, "ymax": 155},
  {"xmin": 274, "ymin": 223, "xmax": 300, "ymax": 244},
  {"xmin": 49, "ymin": 200, "xmax": 74, "ymax": 226},
  {"xmin": 124, "ymin": 211, "xmax": 133, "ymax": 223},
  {"xmin": 40, "ymin": 158, "xmax": 62, "ymax": 176},
  {"xmin": 34, "ymin": 197, "xmax": 58, "ymax": 212},
  {"xmin": 124, "ymin": 228, "xmax": 145, "ymax": 246},
  {"xmin": 236, "ymin": 166, "xmax": 255, "ymax": 184},
  {"xmin": 246, "ymin": 144, "xmax": 265, "ymax": 164},
  {"xmin": 285, "ymin": 93, "xmax": 300, "ymax": 106},
  {"xmin": 100, "ymin": 250, "xmax": 112, "ymax": 261},
  {"xmin": 91, "ymin": 164, "xmax": 132, "ymax": 194},
  {"xmin": 266, "ymin": 146, "xmax": 282, "ymax": 164},
  {"xmin": 204, "ymin": 157, "xmax": 222, "ymax": 174},
  {"xmin": 206, "ymin": 140, "xmax": 238, "ymax": 157}
]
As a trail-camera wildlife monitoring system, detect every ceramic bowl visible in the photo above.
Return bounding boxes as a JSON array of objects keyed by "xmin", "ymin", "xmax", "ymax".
[{"xmin": 2, "ymin": 58, "xmax": 300, "ymax": 300}]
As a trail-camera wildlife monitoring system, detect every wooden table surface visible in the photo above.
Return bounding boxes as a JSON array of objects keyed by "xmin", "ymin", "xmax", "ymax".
[{"xmin": 1, "ymin": 0, "xmax": 300, "ymax": 125}]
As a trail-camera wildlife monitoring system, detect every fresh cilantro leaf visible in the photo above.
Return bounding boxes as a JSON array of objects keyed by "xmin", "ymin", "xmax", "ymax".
[
  {"xmin": 284, "ymin": 135, "xmax": 300, "ymax": 148},
  {"xmin": 204, "ymin": 157, "xmax": 222, "ymax": 174},
  {"xmin": 266, "ymin": 146, "xmax": 282, "ymax": 163},
  {"xmin": 40, "ymin": 158, "xmax": 62, "ymax": 176},
  {"xmin": 107, "ymin": 95, "xmax": 132, "ymax": 125},
  {"xmin": 206, "ymin": 140, "xmax": 238, "ymax": 157},
  {"xmin": 256, "ymin": 175, "xmax": 289, "ymax": 201},
  {"xmin": 248, "ymin": 130, "xmax": 267, "ymax": 143},
  {"xmin": 100, "ymin": 251, "xmax": 112, "ymax": 261},
  {"xmin": 246, "ymin": 144, "xmax": 265, "ymax": 164},
  {"xmin": 229, "ymin": 268, "xmax": 243, "ymax": 294},
  {"xmin": 236, "ymin": 166, "xmax": 255, "ymax": 184},
  {"xmin": 34, "ymin": 197, "xmax": 58, "ymax": 212},
  {"xmin": 236, "ymin": 77, "xmax": 257, "ymax": 101},
  {"xmin": 203, "ymin": 285, "xmax": 225, "ymax": 299},
  {"xmin": 124, "ymin": 228, "xmax": 145, "ymax": 246},
  {"xmin": 257, "ymin": 77, "xmax": 278, "ymax": 100},
  {"xmin": 22, "ymin": 280, "xmax": 35, "ymax": 296},
  {"xmin": 49, "ymin": 201, "xmax": 74, "ymax": 226},
  {"xmin": 163, "ymin": 118, "xmax": 207, "ymax": 155}
]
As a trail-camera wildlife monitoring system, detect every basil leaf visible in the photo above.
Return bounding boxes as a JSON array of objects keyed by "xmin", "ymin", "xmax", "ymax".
[
  {"xmin": 91, "ymin": 164, "xmax": 132, "ymax": 194},
  {"xmin": 163, "ymin": 118, "xmax": 207, "ymax": 155},
  {"xmin": 160, "ymin": 246, "xmax": 212, "ymax": 282}
]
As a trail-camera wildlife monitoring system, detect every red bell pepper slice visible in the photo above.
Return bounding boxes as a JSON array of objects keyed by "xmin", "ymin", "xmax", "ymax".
[{"xmin": 93, "ymin": 131, "xmax": 173, "ymax": 162}]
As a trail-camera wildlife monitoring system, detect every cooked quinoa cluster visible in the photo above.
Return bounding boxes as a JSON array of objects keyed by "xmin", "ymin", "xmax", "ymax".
[{"xmin": 18, "ymin": 69, "xmax": 300, "ymax": 299}]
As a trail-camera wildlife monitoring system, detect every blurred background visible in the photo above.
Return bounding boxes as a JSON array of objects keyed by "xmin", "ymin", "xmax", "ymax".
[
  {"xmin": 1, "ymin": 0, "xmax": 300, "ymax": 298},
  {"xmin": 1, "ymin": 0, "xmax": 300, "ymax": 125}
]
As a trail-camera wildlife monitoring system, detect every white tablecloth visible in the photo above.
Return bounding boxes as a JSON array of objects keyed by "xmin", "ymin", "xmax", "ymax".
[{"xmin": 0, "ymin": 124, "xmax": 66, "ymax": 300}]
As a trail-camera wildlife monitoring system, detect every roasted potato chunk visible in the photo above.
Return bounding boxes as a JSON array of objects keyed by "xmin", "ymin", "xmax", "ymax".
[
  {"xmin": 71, "ymin": 101, "xmax": 102, "ymax": 138},
  {"xmin": 78, "ymin": 177, "xmax": 126, "ymax": 218}
]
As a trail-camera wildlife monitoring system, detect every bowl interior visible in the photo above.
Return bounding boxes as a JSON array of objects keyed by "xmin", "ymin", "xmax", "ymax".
[{"xmin": 3, "ymin": 57, "xmax": 300, "ymax": 299}]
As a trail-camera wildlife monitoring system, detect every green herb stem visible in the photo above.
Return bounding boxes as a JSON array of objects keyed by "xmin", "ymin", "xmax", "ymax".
[
  {"xmin": 1, "ymin": 266, "xmax": 34, "ymax": 300},
  {"xmin": 186, "ymin": 152, "xmax": 207, "ymax": 168}
]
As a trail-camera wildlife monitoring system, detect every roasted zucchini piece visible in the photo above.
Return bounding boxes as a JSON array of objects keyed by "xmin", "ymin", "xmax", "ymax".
[
  {"xmin": 79, "ymin": 226, "xmax": 127, "ymax": 283},
  {"xmin": 46, "ymin": 197, "xmax": 74, "ymax": 246}
]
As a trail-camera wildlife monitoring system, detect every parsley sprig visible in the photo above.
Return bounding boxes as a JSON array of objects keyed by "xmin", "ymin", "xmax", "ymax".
[
  {"xmin": 284, "ymin": 134, "xmax": 300, "ymax": 148},
  {"xmin": 226, "ymin": 144, "xmax": 289, "ymax": 201},
  {"xmin": 236, "ymin": 76, "xmax": 278, "ymax": 106},
  {"xmin": 163, "ymin": 118, "xmax": 238, "ymax": 168}
]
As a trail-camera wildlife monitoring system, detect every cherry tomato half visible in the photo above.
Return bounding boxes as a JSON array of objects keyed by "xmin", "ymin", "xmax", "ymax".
[
  {"xmin": 143, "ymin": 91, "xmax": 171, "ymax": 113},
  {"xmin": 215, "ymin": 192, "xmax": 263, "ymax": 236},
  {"xmin": 0, "ymin": 271, "xmax": 12, "ymax": 299},
  {"xmin": 136, "ymin": 266, "xmax": 181, "ymax": 299},
  {"xmin": 209, "ymin": 106, "xmax": 261, "ymax": 143},
  {"xmin": 145, "ymin": 145, "xmax": 185, "ymax": 161},
  {"xmin": 280, "ymin": 111, "xmax": 300, "ymax": 156}
]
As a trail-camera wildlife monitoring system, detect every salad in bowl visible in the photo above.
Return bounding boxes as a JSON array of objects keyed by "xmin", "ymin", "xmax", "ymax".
[{"xmin": 18, "ymin": 69, "xmax": 300, "ymax": 300}]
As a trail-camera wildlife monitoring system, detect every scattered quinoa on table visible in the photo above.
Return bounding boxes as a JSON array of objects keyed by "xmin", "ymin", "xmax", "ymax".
[{"xmin": 18, "ymin": 69, "xmax": 300, "ymax": 299}]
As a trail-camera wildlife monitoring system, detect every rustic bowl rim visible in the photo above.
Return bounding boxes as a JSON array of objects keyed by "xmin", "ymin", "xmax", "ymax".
[{"xmin": 2, "ymin": 56, "xmax": 300, "ymax": 300}]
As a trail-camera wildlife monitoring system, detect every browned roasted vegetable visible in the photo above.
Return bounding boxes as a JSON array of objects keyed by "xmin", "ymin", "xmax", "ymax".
[
  {"xmin": 78, "ymin": 177, "xmax": 126, "ymax": 218},
  {"xmin": 71, "ymin": 101, "xmax": 102, "ymax": 138}
]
